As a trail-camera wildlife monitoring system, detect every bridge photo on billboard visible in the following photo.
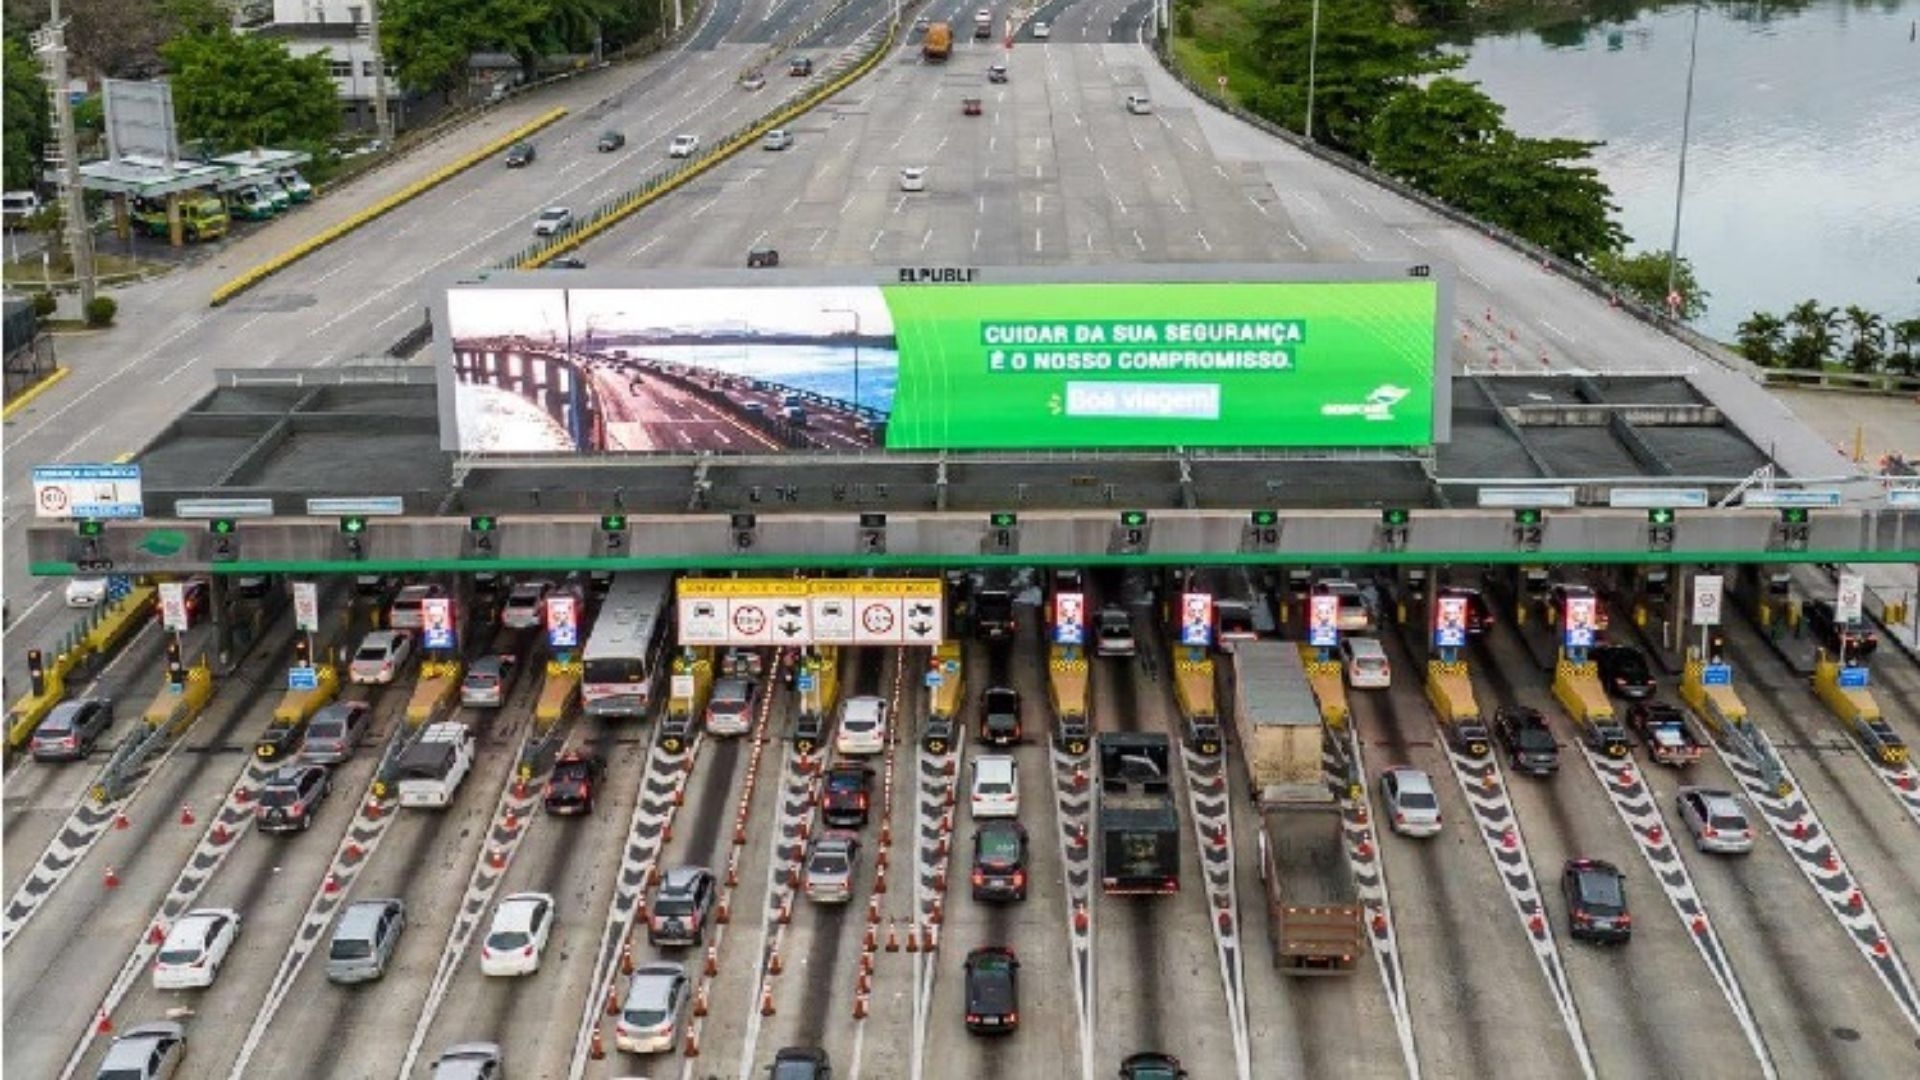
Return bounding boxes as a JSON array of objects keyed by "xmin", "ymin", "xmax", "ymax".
[{"xmin": 433, "ymin": 263, "xmax": 1452, "ymax": 454}]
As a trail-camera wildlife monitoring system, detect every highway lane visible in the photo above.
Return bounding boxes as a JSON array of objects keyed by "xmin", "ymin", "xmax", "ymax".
[{"xmin": 0, "ymin": 0, "xmax": 870, "ymax": 650}]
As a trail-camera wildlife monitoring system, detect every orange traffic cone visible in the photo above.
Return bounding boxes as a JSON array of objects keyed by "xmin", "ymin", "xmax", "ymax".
[
  {"xmin": 760, "ymin": 983, "xmax": 777, "ymax": 1016},
  {"xmin": 684, "ymin": 1028, "xmax": 701, "ymax": 1056},
  {"xmin": 704, "ymin": 945, "xmax": 719, "ymax": 977},
  {"xmin": 885, "ymin": 919, "xmax": 900, "ymax": 952},
  {"xmin": 906, "ymin": 924, "xmax": 920, "ymax": 953},
  {"xmin": 693, "ymin": 981, "xmax": 710, "ymax": 1017},
  {"xmin": 95, "ymin": 1009, "xmax": 112, "ymax": 1035},
  {"xmin": 114, "ymin": 811, "xmax": 130, "ymax": 830},
  {"xmin": 852, "ymin": 992, "xmax": 869, "ymax": 1019},
  {"xmin": 621, "ymin": 940, "xmax": 634, "ymax": 975},
  {"xmin": 103, "ymin": 866, "xmax": 120, "ymax": 889},
  {"xmin": 769, "ymin": 946, "xmax": 784, "ymax": 975},
  {"xmin": 179, "ymin": 802, "xmax": 195, "ymax": 827},
  {"xmin": 589, "ymin": 1023, "xmax": 605, "ymax": 1060},
  {"xmin": 715, "ymin": 896, "xmax": 731, "ymax": 925},
  {"xmin": 606, "ymin": 981, "xmax": 621, "ymax": 1016}
]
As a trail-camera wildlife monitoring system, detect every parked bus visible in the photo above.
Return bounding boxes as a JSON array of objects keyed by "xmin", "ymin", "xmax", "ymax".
[{"xmin": 580, "ymin": 573, "xmax": 675, "ymax": 718}]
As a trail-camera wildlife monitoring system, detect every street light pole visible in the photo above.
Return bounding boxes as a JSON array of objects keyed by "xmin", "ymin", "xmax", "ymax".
[
  {"xmin": 1663, "ymin": 2, "xmax": 1703, "ymax": 319},
  {"xmin": 366, "ymin": 0, "xmax": 394, "ymax": 148},
  {"xmin": 36, "ymin": 0, "xmax": 96, "ymax": 310},
  {"xmin": 1304, "ymin": 0, "xmax": 1321, "ymax": 142}
]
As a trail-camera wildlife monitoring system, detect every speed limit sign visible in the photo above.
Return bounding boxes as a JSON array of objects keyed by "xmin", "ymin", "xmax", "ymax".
[{"xmin": 1692, "ymin": 574, "xmax": 1723, "ymax": 626}]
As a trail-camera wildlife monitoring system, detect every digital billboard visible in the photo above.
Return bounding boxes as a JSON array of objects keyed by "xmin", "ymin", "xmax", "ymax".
[{"xmin": 435, "ymin": 265, "xmax": 1450, "ymax": 453}]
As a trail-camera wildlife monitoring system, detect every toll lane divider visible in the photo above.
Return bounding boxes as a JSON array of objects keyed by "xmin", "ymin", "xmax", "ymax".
[
  {"xmin": 909, "ymin": 670, "xmax": 959, "ymax": 1080},
  {"xmin": 514, "ymin": 20, "xmax": 899, "ymax": 270},
  {"xmin": 1046, "ymin": 743, "xmax": 1096, "ymax": 1080},
  {"xmin": 1175, "ymin": 747, "xmax": 1252, "ymax": 1080},
  {"xmin": 1, "ymin": 364, "xmax": 71, "ymax": 419},
  {"xmin": 728, "ymin": 733, "xmax": 813, "ymax": 1075},
  {"xmin": 208, "ymin": 108, "xmax": 569, "ymax": 305},
  {"xmin": 57, "ymin": 758, "xmax": 276, "ymax": 1080},
  {"xmin": 1433, "ymin": 730, "xmax": 1597, "ymax": 1080},
  {"xmin": 847, "ymin": 656, "xmax": 910, "ymax": 1072},
  {"xmin": 1711, "ymin": 734, "xmax": 1920, "ymax": 1038},
  {"xmin": 396, "ymin": 719, "xmax": 561, "ymax": 1079},
  {"xmin": 227, "ymin": 730, "xmax": 410, "ymax": 1079},
  {"xmin": 1571, "ymin": 745, "xmax": 1776, "ymax": 1078},
  {"xmin": 6, "ymin": 587, "xmax": 158, "ymax": 752},
  {"xmin": 564, "ymin": 728, "xmax": 698, "ymax": 1075},
  {"xmin": 1335, "ymin": 726, "xmax": 1420, "ymax": 1080}
]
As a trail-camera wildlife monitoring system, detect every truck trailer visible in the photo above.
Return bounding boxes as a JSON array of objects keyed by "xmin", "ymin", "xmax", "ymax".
[
  {"xmin": 1232, "ymin": 642, "xmax": 1364, "ymax": 974},
  {"xmin": 1096, "ymin": 732, "xmax": 1180, "ymax": 894}
]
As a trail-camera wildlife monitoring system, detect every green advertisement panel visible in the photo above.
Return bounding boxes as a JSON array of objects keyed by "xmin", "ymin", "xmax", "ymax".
[{"xmin": 880, "ymin": 280, "xmax": 1439, "ymax": 449}]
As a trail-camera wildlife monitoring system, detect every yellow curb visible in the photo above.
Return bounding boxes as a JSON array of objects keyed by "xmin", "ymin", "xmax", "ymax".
[
  {"xmin": 209, "ymin": 107, "xmax": 570, "ymax": 306},
  {"xmin": 2, "ymin": 366, "xmax": 71, "ymax": 420},
  {"xmin": 526, "ymin": 28, "xmax": 898, "ymax": 267}
]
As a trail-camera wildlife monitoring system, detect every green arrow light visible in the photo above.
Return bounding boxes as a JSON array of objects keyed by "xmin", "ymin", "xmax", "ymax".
[{"xmin": 1250, "ymin": 510, "xmax": 1278, "ymax": 527}]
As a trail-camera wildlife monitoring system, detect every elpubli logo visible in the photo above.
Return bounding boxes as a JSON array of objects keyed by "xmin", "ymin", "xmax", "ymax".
[{"xmin": 1321, "ymin": 385, "xmax": 1409, "ymax": 421}]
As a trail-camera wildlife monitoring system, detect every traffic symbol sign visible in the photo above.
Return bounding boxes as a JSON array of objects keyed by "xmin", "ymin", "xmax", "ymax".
[
  {"xmin": 732, "ymin": 603, "xmax": 769, "ymax": 640},
  {"xmin": 862, "ymin": 604, "xmax": 895, "ymax": 634}
]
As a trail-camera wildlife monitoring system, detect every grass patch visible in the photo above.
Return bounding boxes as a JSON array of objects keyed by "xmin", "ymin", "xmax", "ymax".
[
  {"xmin": 2, "ymin": 250, "xmax": 167, "ymax": 286},
  {"xmin": 1170, "ymin": 0, "xmax": 1278, "ymax": 112}
]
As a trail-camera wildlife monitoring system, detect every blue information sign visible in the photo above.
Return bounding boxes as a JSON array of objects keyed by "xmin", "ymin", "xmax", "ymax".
[
  {"xmin": 1838, "ymin": 666, "xmax": 1870, "ymax": 689},
  {"xmin": 288, "ymin": 665, "xmax": 319, "ymax": 691},
  {"xmin": 924, "ymin": 670, "xmax": 943, "ymax": 689},
  {"xmin": 797, "ymin": 672, "xmax": 816, "ymax": 693},
  {"xmin": 1702, "ymin": 663, "xmax": 1733, "ymax": 687}
]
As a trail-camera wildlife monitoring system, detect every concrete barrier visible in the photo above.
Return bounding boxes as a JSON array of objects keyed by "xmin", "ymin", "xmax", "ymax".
[
  {"xmin": 1, "ymin": 366, "xmax": 71, "ymax": 420},
  {"xmin": 1423, "ymin": 661, "xmax": 1477, "ymax": 723},
  {"xmin": 142, "ymin": 659, "xmax": 215, "ymax": 733},
  {"xmin": 536, "ymin": 660, "xmax": 582, "ymax": 725},
  {"xmin": 273, "ymin": 664, "xmax": 339, "ymax": 724},
  {"xmin": 407, "ymin": 661, "xmax": 464, "ymax": 725},
  {"xmin": 1300, "ymin": 646, "xmax": 1349, "ymax": 731},
  {"xmin": 209, "ymin": 108, "xmax": 570, "ymax": 306},
  {"xmin": 1550, "ymin": 659, "xmax": 1614, "ymax": 726}
]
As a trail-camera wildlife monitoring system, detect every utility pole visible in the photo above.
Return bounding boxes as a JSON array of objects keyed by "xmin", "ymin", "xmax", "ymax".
[
  {"xmin": 1663, "ymin": 2, "xmax": 1704, "ymax": 320},
  {"xmin": 34, "ymin": 0, "xmax": 96, "ymax": 310},
  {"xmin": 1304, "ymin": 0, "xmax": 1321, "ymax": 142},
  {"xmin": 365, "ymin": 0, "xmax": 393, "ymax": 147}
]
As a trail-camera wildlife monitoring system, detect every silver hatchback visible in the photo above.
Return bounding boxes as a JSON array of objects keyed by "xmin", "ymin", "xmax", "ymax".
[
  {"xmin": 1676, "ymin": 787, "xmax": 1755, "ymax": 855},
  {"xmin": 302, "ymin": 701, "xmax": 373, "ymax": 764},
  {"xmin": 96, "ymin": 1020, "xmax": 186, "ymax": 1079}
]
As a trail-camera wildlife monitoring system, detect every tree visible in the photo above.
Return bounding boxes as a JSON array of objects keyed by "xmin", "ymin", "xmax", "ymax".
[
  {"xmin": 160, "ymin": 28, "xmax": 338, "ymax": 152},
  {"xmin": 1781, "ymin": 300, "xmax": 1840, "ymax": 371},
  {"xmin": 34, "ymin": 0, "xmax": 229, "ymax": 80},
  {"xmin": 383, "ymin": 0, "xmax": 546, "ymax": 96},
  {"xmin": 3, "ymin": 35, "xmax": 50, "ymax": 192},
  {"xmin": 1840, "ymin": 305, "xmax": 1886, "ymax": 375},
  {"xmin": 1734, "ymin": 311, "xmax": 1786, "ymax": 368},
  {"xmin": 1245, "ymin": 0, "xmax": 1459, "ymax": 156},
  {"xmin": 1888, "ymin": 318, "xmax": 1920, "ymax": 378},
  {"xmin": 1367, "ymin": 77, "xmax": 1505, "ymax": 193},
  {"xmin": 1591, "ymin": 248, "xmax": 1709, "ymax": 321}
]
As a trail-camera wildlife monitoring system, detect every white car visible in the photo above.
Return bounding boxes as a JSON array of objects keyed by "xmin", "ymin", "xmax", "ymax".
[
  {"xmin": 969, "ymin": 753, "xmax": 1019, "ymax": 818},
  {"xmin": 1380, "ymin": 767, "xmax": 1442, "ymax": 838},
  {"xmin": 65, "ymin": 576, "xmax": 107, "ymax": 607},
  {"xmin": 480, "ymin": 892, "xmax": 554, "ymax": 976},
  {"xmin": 349, "ymin": 629, "xmax": 414, "ymax": 685},
  {"xmin": 763, "ymin": 128, "xmax": 794, "ymax": 151},
  {"xmin": 1340, "ymin": 637, "xmax": 1392, "ymax": 689},
  {"xmin": 669, "ymin": 134, "xmax": 700, "ymax": 158},
  {"xmin": 152, "ymin": 908, "xmax": 241, "ymax": 990},
  {"xmin": 899, "ymin": 166, "xmax": 927, "ymax": 192},
  {"xmin": 1125, "ymin": 92, "xmax": 1153, "ymax": 115},
  {"xmin": 1031, "ymin": 20, "xmax": 1050, "ymax": 38},
  {"xmin": 501, "ymin": 579, "xmax": 553, "ymax": 629},
  {"xmin": 835, "ymin": 695, "xmax": 890, "ymax": 755},
  {"xmin": 532, "ymin": 206, "xmax": 573, "ymax": 236}
]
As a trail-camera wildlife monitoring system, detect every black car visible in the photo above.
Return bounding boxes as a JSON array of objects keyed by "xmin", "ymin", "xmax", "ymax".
[
  {"xmin": 544, "ymin": 751, "xmax": 602, "ymax": 815},
  {"xmin": 254, "ymin": 714, "xmax": 309, "ymax": 761},
  {"xmin": 648, "ymin": 865, "xmax": 716, "ymax": 946},
  {"xmin": 1449, "ymin": 717, "xmax": 1491, "ymax": 757},
  {"xmin": 1585, "ymin": 714, "xmax": 1633, "ymax": 757},
  {"xmin": 970, "ymin": 820, "xmax": 1029, "ymax": 902},
  {"xmin": 1806, "ymin": 599, "xmax": 1878, "ymax": 662},
  {"xmin": 596, "ymin": 130, "xmax": 625, "ymax": 152},
  {"xmin": 504, "ymin": 141, "xmax": 535, "ymax": 167},
  {"xmin": 1562, "ymin": 858, "xmax": 1631, "ymax": 943},
  {"xmin": 1494, "ymin": 705, "xmax": 1559, "ymax": 776},
  {"xmin": 547, "ymin": 256, "xmax": 587, "ymax": 269},
  {"xmin": 747, "ymin": 247, "xmax": 780, "ymax": 268},
  {"xmin": 771, "ymin": 1046, "xmax": 832, "ymax": 1079},
  {"xmin": 980, "ymin": 686, "xmax": 1023, "ymax": 746},
  {"xmin": 1120, "ymin": 1052, "xmax": 1190, "ymax": 1079},
  {"xmin": 256, "ymin": 763, "xmax": 332, "ymax": 833},
  {"xmin": 788, "ymin": 56, "xmax": 814, "ymax": 76},
  {"xmin": 30, "ymin": 698, "xmax": 114, "ymax": 762},
  {"xmin": 821, "ymin": 763, "xmax": 876, "ymax": 827},
  {"xmin": 1593, "ymin": 645, "xmax": 1656, "ymax": 700},
  {"xmin": 963, "ymin": 946, "xmax": 1020, "ymax": 1033}
]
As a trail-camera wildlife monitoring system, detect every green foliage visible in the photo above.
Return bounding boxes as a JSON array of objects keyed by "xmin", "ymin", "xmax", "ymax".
[
  {"xmin": 1244, "ymin": 0, "xmax": 1459, "ymax": 156},
  {"xmin": 1781, "ymin": 300, "xmax": 1841, "ymax": 371},
  {"xmin": 1734, "ymin": 311, "xmax": 1785, "ymax": 368},
  {"xmin": 1368, "ymin": 78, "xmax": 1624, "ymax": 264},
  {"xmin": 159, "ymin": 28, "xmax": 339, "ymax": 152},
  {"xmin": 83, "ymin": 295, "xmax": 117, "ymax": 327},
  {"xmin": 1839, "ymin": 305, "xmax": 1886, "ymax": 375},
  {"xmin": 1889, "ymin": 318, "xmax": 1920, "ymax": 378},
  {"xmin": 1591, "ymin": 248, "xmax": 1708, "ymax": 320},
  {"xmin": 383, "ymin": 0, "xmax": 633, "ymax": 95},
  {"xmin": 30, "ymin": 292, "xmax": 58, "ymax": 318},
  {"xmin": 3, "ymin": 35, "xmax": 51, "ymax": 192}
]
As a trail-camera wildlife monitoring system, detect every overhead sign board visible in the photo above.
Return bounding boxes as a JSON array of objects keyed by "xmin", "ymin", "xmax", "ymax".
[
  {"xmin": 422, "ymin": 596, "xmax": 456, "ymax": 650},
  {"xmin": 436, "ymin": 266, "xmax": 1449, "ymax": 455},
  {"xmin": 1477, "ymin": 486, "xmax": 1578, "ymax": 509},
  {"xmin": 1742, "ymin": 489, "xmax": 1843, "ymax": 508},
  {"xmin": 1691, "ymin": 575, "xmax": 1723, "ymax": 627},
  {"xmin": 158, "ymin": 582, "xmax": 189, "ymax": 632},
  {"xmin": 1608, "ymin": 487, "xmax": 1709, "ymax": 509},
  {"xmin": 32, "ymin": 464, "xmax": 144, "ymax": 520},
  {"xmin": 1889, "ymin": 486, "xmax": 1920, "ymax": 508},
  {"xmin": 1178, "ymin": 592, "xmax": 1214, "ymax": 648},
  {"xmin": 292, "ymin": 581, "xmax": 321, "ymax": 633},
  {"xmin": 305, "ymin": 496, "xmax": 406, "ymax": 516},
  {"xmin": 676, "ymin": 579, "xmax": 944, "ymax": 647},
  {"xmin": 1835, "ymin": 573, "xmax": 1865, "ymax": 624},
  {"xmin": 1563, "ymin": 595, "xmax": 1598, "ymax": 649},
  {"xmin": 1434, "ymin": 594, "xmax": 1468, "ymax": 649},
  {"xmin": 1053, "ymin": 591, "xmax": 1085, "ymax": 646},
  {"xmin": 174, "ymin": 497, "xmax": 276, "ymax": 518},
  {"xmin": 1307, "ymin": 593, "xmax": 1340, "ymax": 648}
]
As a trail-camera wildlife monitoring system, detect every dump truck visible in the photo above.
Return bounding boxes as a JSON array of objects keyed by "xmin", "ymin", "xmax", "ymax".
[
  {"xmin": 1234, "ymin": 642, "xmax": 1363, "ymax": 975},
  {"xmin": 923, "ymin": 21, "xmax": 953, "ymax": 61},
  {"xmin": 1096, "ymin": 733, "xmax": 1180, "ymax": 894}
]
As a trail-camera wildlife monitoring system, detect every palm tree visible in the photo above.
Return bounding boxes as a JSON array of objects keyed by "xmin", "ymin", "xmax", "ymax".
[
  {"xmin": 1734, "ymin": 311, "xmax": 1786, "ymax": 368},
  {"xmin": 1889, "ymin": 318, "xmax": 1920, "ymax": 378},
  {"xmin": 1841, "ymin": 306, "xmax": 1887, "ymax": 375},
  {"xmin": 1782, "ymin": 300, "xmax": 1840, "ymax": 371}
]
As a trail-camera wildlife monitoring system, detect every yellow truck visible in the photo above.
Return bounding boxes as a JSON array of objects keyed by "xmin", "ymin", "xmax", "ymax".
[{"xmin": 923, "ymin": 21, "xmax": 953, "ymax": 61}]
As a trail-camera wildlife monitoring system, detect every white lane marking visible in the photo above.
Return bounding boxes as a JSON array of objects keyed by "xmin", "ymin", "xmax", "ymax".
[
  {"xmin": 894, "ymin": 196, "xmax": 908, "ymax": 215},
  {"xmin": 1342, "ymin": 228, "xmax": 1375, "ymax": 254},
  {"xmin": 1341, "ymin": 189, "xmax": 1377, "ymax": 216},
  {"xmin": 157, "ymin": 355, "xmax": 202, "ymax": 384},
  {"xmin": 1112, "ymin": 194, "xmax": 1128, "ymax": 215},
  {"xmin": 1133, "ymin": 229, "xmax": 1145, "ymax": 251},
  {"xmin": 1539, "ymin": 319, "xmax": 1575, "ymax": 343},
  {"xmin": 972, "ymin": 228, "xmax": 981, "ymax": 252},
  {"xmin": 1247, "ymin": 194, "xmax": 1270, "ymax": 217},
  {"xmin": 56, "ymin": 423, "xmax": 105, "ymax": 460},
  {"xmin": 1035, "ymin": 194, "xmax": 1045, "ymax": 214},
  {"xmin": 842, "ymin": 192, "xmax": 858, "ymax": 215},
  {"xmin": 630, "ymin": 235, "xmax": 664, "ymax": 262},
  {"xmin": 1395, "ymin": 227, "xmax": 1429, "ymax": 248},
  {"xmin": 750, "ymin": 230, "xmax": 769, "ymax": 249},
  {"xmin": 1171, "ymin": 194, "xmax": 1187, "ymax": 214},
  {"xmin": 921, "ymin": 229, "xmax": 934, "ymax": 251},
  {"xmin": 1034, "ymin": 229, "xmax": 1043, "ymax": 253},
  {"xmin": 870, "ymin": 229, "xmax": 885, "ymax": 252},
  {"xmin": 784, "ymin": 195, "xmax": 802, "ymax": 213},
  {"xmin": 812, "ymin": 230, "xmax": 828, "ymax": 251},
  {"xmin": 1194, "ymin": 231, "xmax": 1211, "ymax": 252},
  {"xmin": 1463, "ymin": 268, "xmax": 1491, "ymax": 290}
]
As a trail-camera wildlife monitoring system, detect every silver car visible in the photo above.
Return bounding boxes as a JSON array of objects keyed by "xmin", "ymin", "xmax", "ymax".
[
  {"xmin": 461, "ymin": 655, "xmax": 520, "ymax": 708},
  {"xmin": 616, "ymin": 961, "xmax": 689, "ymax": 1053},
  {"xmin": 501, "ymin": 580, "xmax": 552, "ymax": 630},
  {"xmin": 1676, "ymin": 787, "xmax": 1755, "ymax": 854},
  {"xmin": 96, "ymin": 1021, "xmax": 186, "ymax": 1079},
  {"xmin": 302, "ymin": 701, "xmax": 373, "ymax": 764},
  {"xmin": 705, "ymin": 676, "xmax": 757, "ymax": 735},
  {"xmin": 804, "ymin": 831, "xmax": 860, "ymax": 904},
  {"xmin": 31, "ymin": 698, "xmax": 114, "ymax": 761},
  {"xmin": 349, "ymin": 629, "xmax": 414, "ymax": 685},
  {"xmin": 430, "ymin": 1042, "xmax": 504, "ymax": 1079},
  {"xmin": 327, "ymin": 898, "xmax": 406, "ymax": 983}
]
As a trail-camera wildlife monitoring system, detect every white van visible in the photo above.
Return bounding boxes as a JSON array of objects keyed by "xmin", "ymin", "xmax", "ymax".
[
  {"xmin": 2, "ymin": 191, "xmax": 42, "ymax": 229},
  {"xmin": 1340, "ymin": 637, "xmax": 1392, "ymax": 689}
]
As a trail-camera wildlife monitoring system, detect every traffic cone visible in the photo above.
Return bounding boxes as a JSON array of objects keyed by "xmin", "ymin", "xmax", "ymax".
[
  {"xmin": 853, "ymin": 992, "xmax": 870, "ymax": 1019},
  {"xmin": 673, "ymin": 785, "xmax": 685, "ymax": 807},
  {"xmin": 725, "ymin": 853, "xmax": 739, "ymax": 888},
  {"xmin": 1793, "ymin": 820, "xmax": 1809, "ymax": 840},
  {"xmin": 863, "ymin": 923, "xmax": 877, "ymax": 951},
  {"xmin": 489, "ymin": 847, "xmax": 506, "ymax": 870},
  {"xmin": 769, "ymin": 946, "xmax": 784, "ymax": 975},
  {"xmin": 1647, "ymin": 825, "xmax": 1664, "ymax": 845},
  {"xmin": 636, "ymin": 894, "xmax": 650, "ymax": 921},
  {"xmin": 760, "ymin": 983, "xmax": 777, "ymax": 1016},
  {"xmin": 932, "ymin": 867, "xmax": 945, "ymax": 892},
  {"xmin": 1356, "ymin": 839, "xmax": 1373, "ymax": 859},
  {"xmin": 1823, "ymin": 853, "xmax": 1840, "ymax": 873},
  {"xmin": 1848, "ymin": 890, "xmax": 1863, "ymax": 911},
  {"xmin": 1213, "ymin": 824, "xmax": 1228, "ymax": 849},
  {"xmin": 789, "ymin": 865, "xmax": 802, "ymax": 889},
  {"xmin": 704, "ymin": 945, "xmax": 719, "ymax": 977},
  {"xmin": 715, "ymin": 896, "xmax": 730, "ymax": 925},
  {"xmin": 880, "ymin": 819, "xmax": 892, "ymax": 846},
  {"xmin": 606, "ymin": 981, "xmax": 621, "ymax": 1016},
  {"xmin": 868, "ymin": 896, "xmax": 882, "ymax": 925},
  {"xmin": 513, "ymin": 777, "xmax": 527, "ymax": 800},
  {"xmin": 211, "ymin": 821, "xmax": 230, "ymax": 845},
  {"xmin": 647, "ymin": 862, "xmax": 661, "ymax": 889},
  {"xmin": 95, "ymin": 1009, "xmax": 112, "ymax": 1035},
  {"xmin": 663, "ymin": 817, "xmax": 674, "ymax": 843},
  {"xmin": 1073, "ymin": 903, "xmax": 1088, "ymax": 933},
  {"xmin": 1501, "ymin": 829, "xmax": 1518, "ymax": 850},
  {"xmin": 1691, "ymin": 915, "xmax": 1708, "ymax": 934},
  {"xmin": 589, "ymin": 1023, "xmax": 605, "ymax": 1060},
  {"xmin": 684, "ymin": 1028, "xmax": 700, "ymax": 1057},
  {"xmin": 906, "ymin": 924, "xmax": 920, "ymax": 952},
  {"xmin": 856, "ymin": 971, "xmax": 870, "ymax": 995},
  {"xmin": 876, "ymin": 846, "xmax": 889, "ymax": 870},
  {"xmin": 323, "ymin": 873, "xmax": 340, "ymax": 894},
  {"xmin": 114, "ymin": 811, "xmax": 129, "ymax": 830},
  {"xmin": 924, "ymin": 922, "xmax": 939, "ymax": 951},
  {"xmin": 104, "ymin": 866, "xmax": 120, "ymax": 889},
  {"xmin": 778, "ymin": 897, "xmax": 791, "ymax": 925},
  {"xmin": 178, "ymin": 800, "xmax": 199, "ymax": 826},
  {"xmin": 502, "ymin": 807, "xmax": 517, "ymax": 832},
  {"xmin": 234, "ymin": 787, "xmax": 252, "ymax": 805},
  {"xmin": 735, "ymin": 819, "xmax": 748, "ymax": 845},
  {"xmin": 859, "ymin": 951, "xmax": 874, "ymax": 975},
  {"xmin": 1528, "ymin": 914, "xmax": 1545, "ymax": 935},
  {"xmin": 365, "ymin": 798, "xmax": 383, "ymax": 820},
  {"xmin": 693, "ymin": 981, "xmax": 710, "ymax": 1017},
  {"xmin": 148, "ymin": 922, "xmax": 166, "ymax": 944},
  {"xmin": 1216, "ymin": 910, "xmax": 1233, "ymax": 934},
  {"xmin": 874, "ymin": 864, "xmax": 887, "ymax": 894},
  {"xmin": 886, "ymin": 919, "xmax": 900, "ymax": 952},
  {"xmin": 1372, "ymin": 912, "xmax": 1388, "ymax": 934},
  {"xmin": 620, "ymin": 940, "xmax": 634, "ymax": 975},
  {"xmin": 929, "ymin": 898, "xmax": 943, "ymax": 925}
]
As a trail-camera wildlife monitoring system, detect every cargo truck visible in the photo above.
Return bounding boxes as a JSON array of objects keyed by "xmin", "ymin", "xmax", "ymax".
[
  {"xmin": 923, "ymin": 21, "xmax": 953, "ymax": 61},
  {"xmin": 1096, "ymin": 733, "xmax": 1180, "ymax": 894},
  {"xmin": 1232, "ymin": 642, "xmax": 1364, "ymax": 974}
]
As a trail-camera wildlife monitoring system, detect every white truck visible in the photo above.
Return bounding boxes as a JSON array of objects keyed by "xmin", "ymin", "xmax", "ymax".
[{"xmin": 396, "ymin": 722, "xmax": 476, "ymax": 808}]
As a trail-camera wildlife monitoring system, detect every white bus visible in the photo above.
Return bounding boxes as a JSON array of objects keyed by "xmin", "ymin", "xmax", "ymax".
[{"xmin": 581, "ymin": 573, "xmax": 674, "ymax": 718}]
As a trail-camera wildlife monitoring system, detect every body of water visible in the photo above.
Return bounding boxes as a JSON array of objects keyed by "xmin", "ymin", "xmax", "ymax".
[
  {"xmin": 648, "ymin": 343, "xmax": 900, "ymax": 413},
  {"xmin": 1455, "ymin": 0, "xmax": 1920, "ymax": 339}
]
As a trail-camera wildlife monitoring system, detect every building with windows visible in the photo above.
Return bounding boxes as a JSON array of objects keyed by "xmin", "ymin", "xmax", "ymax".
[{"xmin": 257, "ymin": 0, "xmax": 408, "ymax": 132}]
